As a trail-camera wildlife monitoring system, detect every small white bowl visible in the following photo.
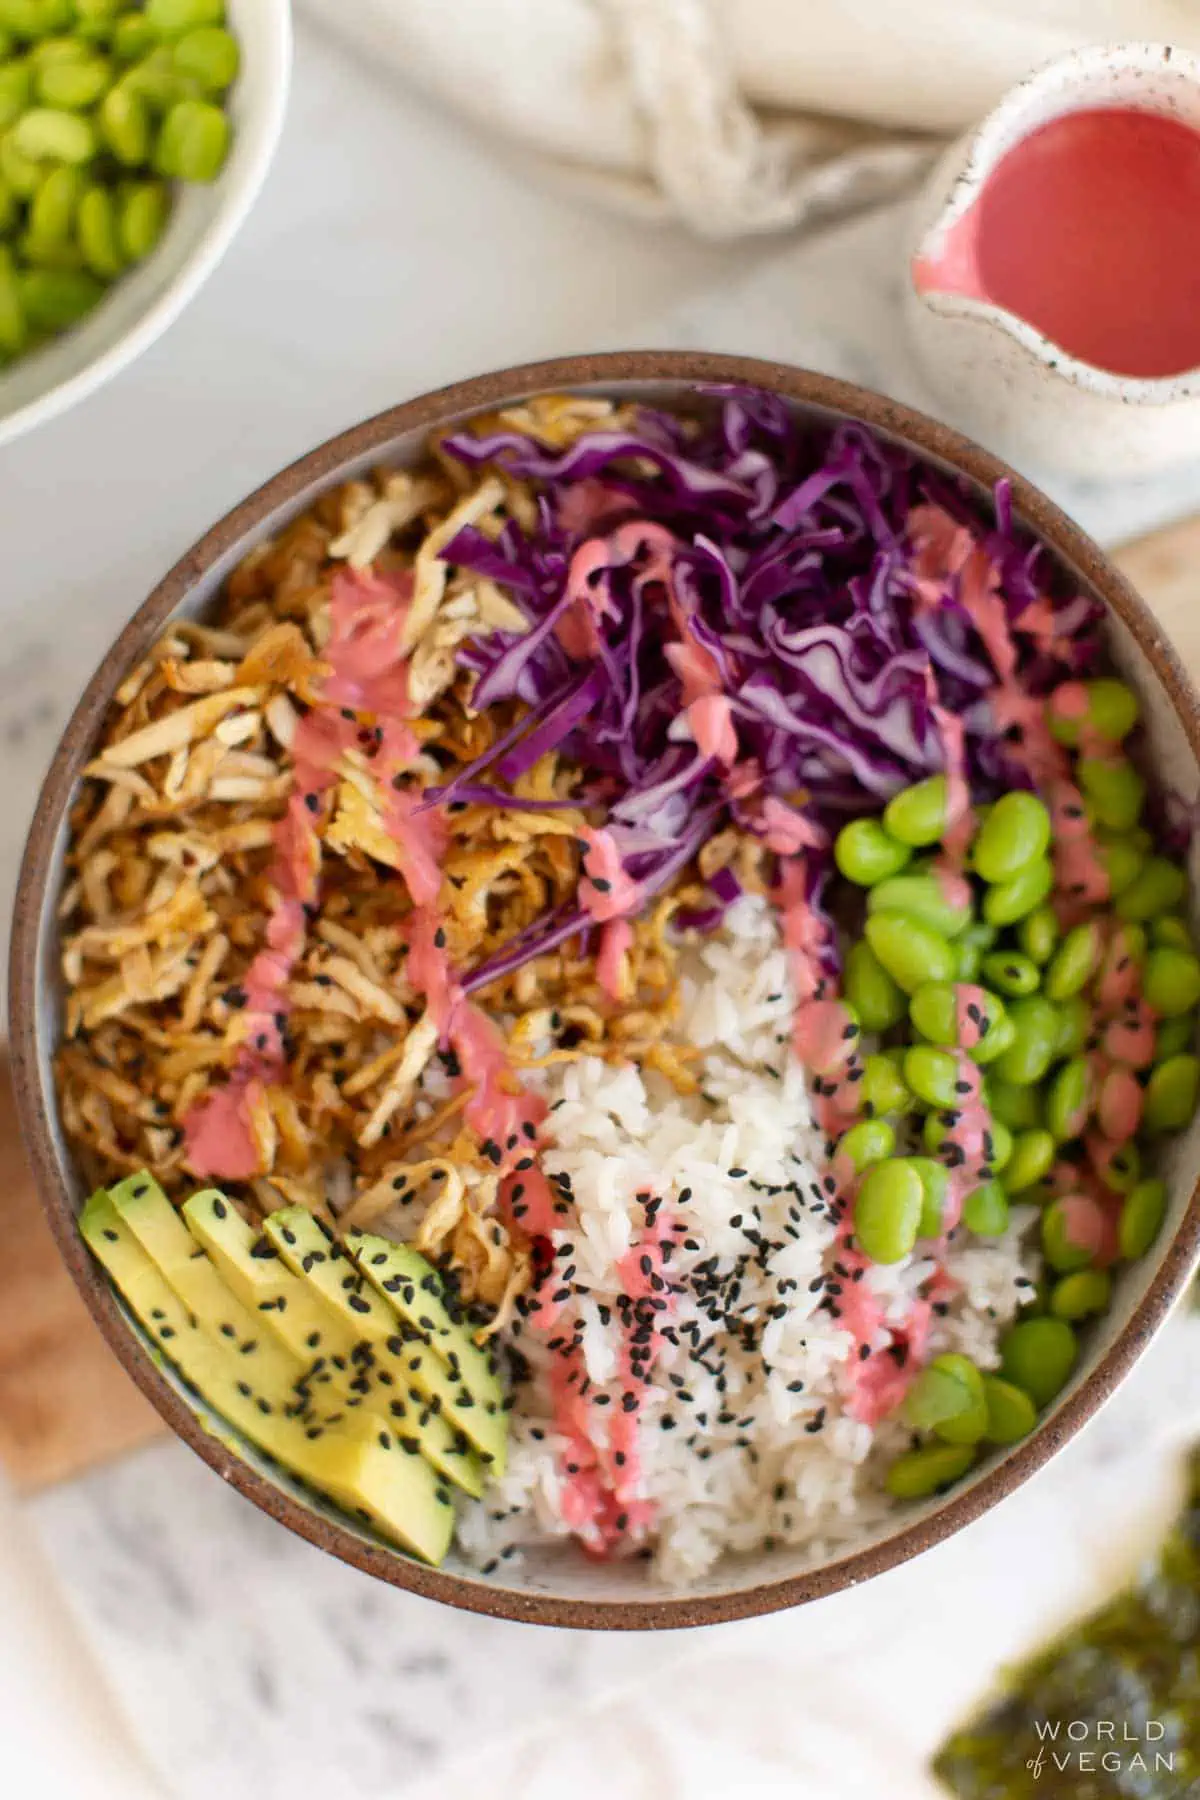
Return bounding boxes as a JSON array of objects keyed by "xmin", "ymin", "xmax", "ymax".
[{"xmin": 0, "ymin": 0, "xmax": 291, "ymax": 450}]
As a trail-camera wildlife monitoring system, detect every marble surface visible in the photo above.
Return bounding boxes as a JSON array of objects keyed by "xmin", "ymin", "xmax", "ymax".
[{"xmin": 8, "ymin": 14, "xmax": 1200, "ymax": 1800}]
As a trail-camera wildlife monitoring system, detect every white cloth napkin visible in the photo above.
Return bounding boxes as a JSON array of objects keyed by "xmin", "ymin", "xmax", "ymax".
[{"xmin": 299, "ymin": 0, "xmax": 1200, "ymax": 237}]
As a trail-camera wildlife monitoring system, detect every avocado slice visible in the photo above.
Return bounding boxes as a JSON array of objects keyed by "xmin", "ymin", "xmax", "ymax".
[
  {"xmin": 80, "ymin": 1190, "xmax": 455, "ymax": 1565},
  {"xmin": 344, "ymin": 1228, "xmax": 504, "ymax": 1412},
  {"xmin": 181, "ymin": 1189, "xmax": 486, "ymax": 1497},
  {"xmin": 108, "ymin": 1173, "xmax": 318, "ymax": 1410},
  {"xmin": 261, "ymin": 1207, "xmax": 508, "ymax": 1473}
]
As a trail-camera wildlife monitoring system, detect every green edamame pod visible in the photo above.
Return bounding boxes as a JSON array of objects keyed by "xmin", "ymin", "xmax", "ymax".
[
  {"xmin": 867, "ymin": 872, "xmax": 973, "ymax": 940},
  {"xmin": 1154, "ymin": 1014, "xmax": 1196, "ymax": 1063},
  {"xmin": 983, "ymin": 858, "xmax": 1053, "ymax": 928},
  {"xmin": 1142, "ymin": 1055, "xmax": 1200, "ymax": 1134},
  {"xmin": 834, "ymin": 818, "xmax": 912, "ymax": 886},
  {"xmin": 982, "ymin": 1375, "xmax": 1037, "ymax": 1445},
  {"xmin": 1018, "ymin": 905, "xmax": 1059, "ymax": 966},
  {"xmin": 844, "ymin": 940, "xmax": 906, "ymax": 1033},
  {"xmin": 962, "ymin": 1180, "xmax": 1009, "ymax": 1238},
  {"xmin": 172, "ymin": 24, "xmax": 239, "ymax": 91},
  {"xmin": 972, "ymin": 792, "xmax": 1051, "ymax": 884},
  {"xmin": 910, "ymin": 1157, "xmax": 950, "ymax": 1238},
  {"xmin": 1116, "ymin": 857, "xmax": 1187, "ymax": 921},
  {"xmin": 981, "ymin": 950, "xmax": 1040, "ymax": 997},
  {"xmin": 864, "ymin": 913, "xmax": 956, "ymax": 996},
  {"xmin": 885, "ymin": 1441, "xmax": 976, "ymax": 1501},
  {"xmin": 1048, "ymin": 677, "xmax": 1139, "ymax": 746},
  {"xmin": 0, "ymin": 245, "xmax": 27, "ymax": 357},
  {"xmin": 1004, "ymin": 1128, "xmax": 1055, "ymax": 1195},
  {"xmin": 861, "ymin": 1053, "xmax": 914, "ymax": 1119},
  {"xmin": 854, "ymin": 1160, "xmax": 924, "ymax": 1265},
  {"xmin": 1044, "ymin": 922, "xmax": 1103, "ymax": 1002},
  {"xmin": 1078, "ymin": 757, "xmax": 1145, "ymax": 832},
  {"xmin": 837, "ymin": 1117, "xmax": 895, "ymax": 1175},
  {"xmin": 1118, "ymin": 1178, "xmax": 1168, "ymax": 1260},
  {"xmin": 1051, "ymin": 1269, "xmax": 1112, "ymax": 1321},
  {"xmin": 995, "ymin": 995, "xmax": 1059, "ymax": 1086},
  {"xmin": 155, "ymin": 95, "xmax": 228, "ymax": 181},
  {"xmin": 987, "ymin": 1078, "xmax": 1041, "ymax": 1131},
  {"xmin": 1143, "ymin": 947, "xmax": 1200, "ymax": 1017},
  {"xmin": 1041, "ymin": 1197, "xmax": 1095, "ymax": 1273},
  {"xmin": 999, "ymin": 1316, "xmax": 1078, "ymax": 1408},
  {"xmin": 1045, "ymin": 1056, "xmax": 1094, "ymax": 1142},
  {"xmin": 1053, "ymin": 994, "xmax": 1093, "ymax": 1061},
  {"xmin": 882, "ymin": 775, "xmax": 950, "ymax": 847}
]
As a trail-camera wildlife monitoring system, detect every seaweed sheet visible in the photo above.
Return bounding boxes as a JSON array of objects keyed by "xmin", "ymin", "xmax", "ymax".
[{"xmin": 934, "ymin": 1454, "xmax": 1200, "ymax": 1798}]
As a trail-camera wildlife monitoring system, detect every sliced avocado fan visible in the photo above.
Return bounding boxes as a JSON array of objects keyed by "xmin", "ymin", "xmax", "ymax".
[
  {"xmin": 80, "ymin": 1190, "xmax": 455, "ymax": 1566},
  {"xmin": 344, "ymin": 1227, "xmax": 504, "ymax": 1409},
  {"xmin": 261, "ymin": 1206, "xmax": 508, "ymax": 1474},
  {"xmin": 181, "ymin": 1188, "xmax": 485, "ymax": 1497}
]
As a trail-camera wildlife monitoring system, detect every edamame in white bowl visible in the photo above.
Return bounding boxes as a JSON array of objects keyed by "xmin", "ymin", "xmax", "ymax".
[{"xmin": 0, "ymin": 0, "xmax": 290, "ymax": 449}]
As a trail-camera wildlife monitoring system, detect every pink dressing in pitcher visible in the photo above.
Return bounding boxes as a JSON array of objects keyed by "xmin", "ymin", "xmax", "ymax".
[{"xmin": 914, "ymin": 108, "xmax": 1200, "ymax": 379}]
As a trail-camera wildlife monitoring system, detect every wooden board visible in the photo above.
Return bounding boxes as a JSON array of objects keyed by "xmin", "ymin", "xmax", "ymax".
[{"xmin": 2, "ymin": 512, "xmax": 1199, "ymax": 1494}]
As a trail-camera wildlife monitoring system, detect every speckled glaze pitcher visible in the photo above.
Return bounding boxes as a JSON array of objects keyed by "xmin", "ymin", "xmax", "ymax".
[{"xmin": 906, "ymin": 42, "xmax": 1200, "ymax": 479}]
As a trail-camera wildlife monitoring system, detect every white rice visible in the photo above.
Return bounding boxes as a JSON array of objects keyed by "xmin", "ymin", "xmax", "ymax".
[{"xmin": 457, "ymin": 895, "xmax": 1039, "ymax": 1585}]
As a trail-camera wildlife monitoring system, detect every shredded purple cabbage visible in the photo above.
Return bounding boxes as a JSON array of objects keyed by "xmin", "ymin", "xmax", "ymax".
[{"xmin": 437, "ymin": 389, "xmax": 1105, "ymax": 986}]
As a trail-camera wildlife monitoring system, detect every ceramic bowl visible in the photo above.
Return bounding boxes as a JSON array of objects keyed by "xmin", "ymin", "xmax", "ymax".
[
  {"xmin": 0, "ymin": 0, "xmax": 291, "ymax": 451},
  {"xmin": 11, "ymin": 352, "xmax": 1200, "ymax": 1629}
]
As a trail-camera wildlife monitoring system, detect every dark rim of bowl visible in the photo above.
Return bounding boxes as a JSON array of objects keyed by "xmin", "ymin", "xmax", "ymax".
[{"xmin": 10, "ymin": 350, "xmax": 1200, "ymax": 1631}]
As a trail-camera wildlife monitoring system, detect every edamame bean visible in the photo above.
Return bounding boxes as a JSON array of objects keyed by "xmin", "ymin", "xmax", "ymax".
[
  {"xmin": 904, "ymin": 1045, "xmax": 966, "ymax": 1111},
  {"xmin": 954, "ymin": 919, "xmax": 996, "ymax": 981},
  {"xmin": 18, "ymin": 262, "xmax": 99, "ymax": 326},
  {"xmin": 1093, "ymin": 1139, "xmax": 1141, "ymax": 1194},
  {"xmin": 1051, "ymin": 1269, "xmax": 1112, "ymax": 1321},
  {"xmin": 1152, "ymin": 916, "xmax": 1193, "ymax": 951},
  {"xmin": 1142, "ymin": 1054, "xmax": 1200, "ymax": 1134},
  {"xmin": 0, "ymin": 243, "xmax": 26, "ymax": 355},
  {"xmin": 981, "ymin": 950, "xmax": 1040, "ymax": 997},
  {"xmin": 1045, "ymin": 1057, "xmax": 1094, "ymax": 1142},
  {"xmin": 883, "ymin": 775, "xmax": 950, "ymax": 847},
  {"xmin": 1098, "ymin": 835, "xmax": 1142, "ymax": 898},
  {"xmin": 99, "ymin": 81, "xmax": 150, "ymax": 163},
  {"xmin": 1019, "ymin": 905, "xmax": 1059, "ymax": 967},
  {"xmin": 910, "ymin": 981, "xmax": 1006, "ymax": 1054},
  {"xmin": 987, "ymin": 1120, "xmax": 1013, "ymax": 1174},
  {"xmin": 146, "ymin": 0, "xmax": 226, "ymax": 38},
  {"xmin": 835, "ymin": 817, "xmax": 912, "ymax": 886},
  {"xmin": 868, "ymin": 872, "xmax": 972, "ymax": 940},
  {"xmin": 1005, "ymin": 1128, "xmax": 1055, "ymax": 1194},
  {"xmin": 113, "ymin": 14, "xmax": 156, "ymax": 61},
  {"xmin": 983, "ymin": 857, "xmax": 1053, "ymax": 928},
  {"xmin": 922, "ymin": 1111, "xmax": 956, "ymax": 1158},
  {"xmin": 982, "ymin": 1375, "xmax": 1037, "ymax": 1445},
  {"xmin": 901, "ymin": 1353, "xmax": 985, "ymax": 1440},
  {"xmin": 999, "ymin": 1316, "xmax": 1078, "ymax": 1407},
  {"xmin": 0, "ymin": 58, "xmax": 31, "ymax": 130},
  {"xmin": 117, "ymin": 178, "xmax": 168, "ymax": 261},
  {"xmin": 120, "ymin": 46, "xmax": 189, "ymax": 111},
  {"xmin": 973, "ymin": 792, "xmax": 1052, "ymax": 884},
  {"xmin": 1116, "ymin": 857, "xmax": 1187, "ymax": 921},
  {"xmin": 910, "ymin": 1157, "xmax": 950, "ymax": 1238},
  {"xmin": 972, "ymin": 1008, "xmax": 1017, "ymax": 1066},
  {"xmin": 1144, "ymin": 947, "xmax": 1200, "ymax": 1017},
  {"xmin": 885, "ymin": 1441, "xmax": 976, "ymax": 1501},
  {"xmin": 1154, "ymin": 1013, "xmax": 1196, "ymax": 1063},
  {"xmin": 0, "ymin": 128, "xmax": 42, "ymax": 196},
  {"xmin": 838, "ymin": 1117, "xmax": 895, "ymax": 1174},
  {"xmin": 1118, "ymin": 1178, "xmax": 1168, "ymax": 1260},
  {"xmin": 995, "ymin": 995, "xmax": 1059, "ymax": 1085},
  {"xmin": 987, "ymin": 1078, "xmax": 1041, "ymax": 1130},
  {"xmin": 155, "ymin": 95, "xmax": 228, "ymax": 181},
  {"xmin": 11, "ymin": 105, "xmax": 95, "ymax": 163},
  {"xmin": 1041, "ymin": 1198, "xmax": 1097, "ymax": 1273},
  {"xmin": 24, "ymin": 160, "xmax": 77, "ymax": 255},
  {"xmin": 1049, "ymin": 677, "xmax": 1139, "ymax": 746},
  {"xmin": 76, "ymin": 182, "xmax": 122, "ymax": 276},
  {"xmin": 865, "ymin": 913, "xmax": 956, "ymax": 995},
  {"xmin": 0, "ymin": 0, "xmax": 73, "ymax": 34},
  {"xmin": 861, "ymin": 1052, "xmax": 914, "ymax": 1119},
  {"xmin": 854, "ymin": 1160, "xmax": 924, "ymax": 1264},
  {"xmin": 1044, "ymin": 922, "xmax": 1103, "ymax": 1003},
  {"xmin": 74, "ymin": 0, "xmax": 122, "ymax": 39},
  {"xmin": 1053, "ymin": 994, "xmax": 1093, "ymax": 1061},
  {"xmin": 172, "ymin": 23, "xmax": 239, "ymax": 91},
  {"xmin": 844, "ymin": 940, "xmax": 905, "ymax": 1033},
  {"xmin": 963, "ymin": 1180, "xmax": 1009, "ymax": 1238},
  {"xmin": 1078, "ymin": 757, "xmax": 1145, "ymax": 832},
  {"xmin": 35, "ymin": 49, "xmax": 110, "ymax": 108}
]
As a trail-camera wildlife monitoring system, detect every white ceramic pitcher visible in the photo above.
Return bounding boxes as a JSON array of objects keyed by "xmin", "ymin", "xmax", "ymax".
[{"xmin": 906, "ymin": 42, "xmax": 1200, "ymax": 479}]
